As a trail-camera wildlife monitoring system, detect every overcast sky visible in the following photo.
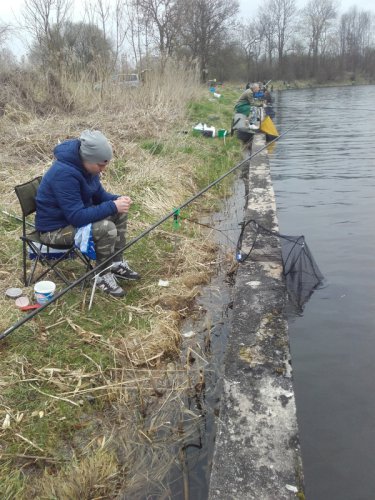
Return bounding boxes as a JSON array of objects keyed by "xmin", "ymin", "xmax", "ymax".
[
  {"xmin": 1, "ymin": 0, "xmax": 375, "ymax": 57},
  {"xmin": 2, "ymin": 0, "xmax": 375, "ymax": 25},
  {"xmin": 239, "ymin": 0, "xmax": 375, "ymax": 17}
]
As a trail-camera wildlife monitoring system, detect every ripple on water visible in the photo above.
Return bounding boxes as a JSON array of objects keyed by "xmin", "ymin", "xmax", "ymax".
[{"xmin": 270, "ymin": 84, "xmax": 375, "ymax": 500}]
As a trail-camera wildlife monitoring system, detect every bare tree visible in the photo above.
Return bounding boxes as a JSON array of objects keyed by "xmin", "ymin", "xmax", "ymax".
[
  {"xmin": 272, "ymin": 0, "xmax": 297, "ymax": 66},
  {"xmin": 257, "ymin": 8, "xmax": 276, "ymax": 66},
  {"xmin": 137, "ymin": 0, "xmax": 179, "ymax": 65},
  {"xmin": 22, "ymin": 0, "xmax": 73, "ymax": 74},
  {"xmin": 0, "ymin": 24, "xmax": 10, "ymax": 48},
  {"xmin": 339, "ymin": 7, "xmax": 373, "ymax": 72},
  {"xmin": 81, "ymin": 0, "xmax": 129, "ymax": 72},
  {"xmin": 240, "ymin": 21, "xmax": 263, "ymax": 78},
  {"xmin": 96, "ymin": 0, "xmax": 110, "ymax": 41},
  {"xmin": 82, "ymin": 0, "xmax": 115, "ymax": 90},
  {"xmin": 112, "ymin": 0, "xmax": 129, "ymax": 69},
  {"xmin": 124, "ymin": 0, "xmax": 145, "ymax": 71},
  {"xmin": 301, "ymin": 0, "xmax": 337, "ymax": 74},
  {"xmin": 257, "ymin": 0, "xmax": 297, "ymax": 77},
  {"xmin": 178, "ymin": 0, "xmax": 239, "ymax": 81}
]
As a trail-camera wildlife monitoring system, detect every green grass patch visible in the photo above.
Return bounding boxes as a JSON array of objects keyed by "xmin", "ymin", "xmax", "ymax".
[
  {"xmin": 184, "ymin": 86, "xmax": 250, "ymax": 207},
  {"xmin": 140, "ymin": 139, "xmax": 166, "ymax": 155}
]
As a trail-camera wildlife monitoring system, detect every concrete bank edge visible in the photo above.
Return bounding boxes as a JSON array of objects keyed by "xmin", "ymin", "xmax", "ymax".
[{"xmin": 208, "ymin": 135, "xmax": 304, "ymax": 500}]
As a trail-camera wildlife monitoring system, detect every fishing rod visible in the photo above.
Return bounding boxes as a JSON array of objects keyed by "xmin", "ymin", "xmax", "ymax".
[
  {"xmin": 0, "ymin": 127, "xmax": 295, "ymax": 341},
  {"xmin": 1, "ymin": 209, "xmax": 35, "ymax": 228}
]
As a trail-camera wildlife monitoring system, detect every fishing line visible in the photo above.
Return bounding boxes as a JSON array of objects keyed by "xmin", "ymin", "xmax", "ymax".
[
  {"xmin": 236, "ymin": 219, "xmax": 323, "ymax": 281},
  {"xmin": 185, "ymin": 216, "xmax": 303, "ymax": 270},
  {"xmin": 180, "ymin": 217, "xmax": 239, "ymax": 247},
  {"xmin": 0, "ymin": 127, "xmax": 296, "ymax": 341},
  {"xmin": 236, "ymin": 219, "xmax": 301, "ymax": 265},
  {"xmin": 181, "ymin": 143, "xmax": 273, "ymax": 243}
]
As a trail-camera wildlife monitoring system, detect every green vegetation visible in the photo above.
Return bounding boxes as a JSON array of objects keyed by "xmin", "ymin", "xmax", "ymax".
[
  {"xmin": 140, "ymin": 139, "xmax": 167, "ymax": 155},
  {"xmin": 0, "ymin": 77, "xmax": 245, "ymax": 497}
]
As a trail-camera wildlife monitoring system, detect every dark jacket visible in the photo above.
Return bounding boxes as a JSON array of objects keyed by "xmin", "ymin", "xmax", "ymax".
[{"xmin": 35, "ymin": 139, "xmax": 118, "ymax": 231}]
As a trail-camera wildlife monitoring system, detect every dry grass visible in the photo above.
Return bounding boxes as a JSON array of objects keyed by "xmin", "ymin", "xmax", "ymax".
[
  {"xmin": 0, "ymin": 63, "xmax": 238, "ymax": 498},
  {"xmin": 37, "ymin": 449, "xmax": 120, "ymax": 499},
  {"xmin": 1, "ymin": 318, "xmax": 209, "ymax": 498}
]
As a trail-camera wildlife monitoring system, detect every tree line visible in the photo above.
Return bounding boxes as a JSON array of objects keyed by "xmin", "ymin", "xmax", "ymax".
[{"xmin": 0, "ymin": 0, "xmax": 374, "ymax": 83}]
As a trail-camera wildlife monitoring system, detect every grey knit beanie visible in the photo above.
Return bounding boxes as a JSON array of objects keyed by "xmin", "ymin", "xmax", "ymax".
[{"xmin": 79, "ymin": 130, "xmax": 113, "ymax": 163}]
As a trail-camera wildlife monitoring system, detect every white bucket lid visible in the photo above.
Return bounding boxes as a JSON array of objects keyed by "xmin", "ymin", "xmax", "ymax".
[
  {"xmin": 5, "ymin": 287, "xmax": 23, "ymax": 299},
  {"xmin": 34, "ymin": 281, "xmax": 56, "ymax": 294}
]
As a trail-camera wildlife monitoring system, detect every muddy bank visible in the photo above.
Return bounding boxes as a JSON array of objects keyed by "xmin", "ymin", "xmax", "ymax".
[{"xmin": 208, "ymin": 135, "xmax": 304, "ymax": 499}]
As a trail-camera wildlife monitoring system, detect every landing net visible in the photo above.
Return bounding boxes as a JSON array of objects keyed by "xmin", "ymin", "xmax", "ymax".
[{"xmin": 236, "ymin": 219, "xmax": 324, "ymax": 311}]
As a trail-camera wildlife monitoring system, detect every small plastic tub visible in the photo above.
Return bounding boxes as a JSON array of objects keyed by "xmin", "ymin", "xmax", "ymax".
[{"xmin": 34, "ymin": 281, "xmax": 56, "ymax": 305}]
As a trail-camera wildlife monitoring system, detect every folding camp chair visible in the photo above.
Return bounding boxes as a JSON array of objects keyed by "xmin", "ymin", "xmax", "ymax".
[{"xmin": 15, "ymin": 176, "xmax": 92, "ymax": 286}]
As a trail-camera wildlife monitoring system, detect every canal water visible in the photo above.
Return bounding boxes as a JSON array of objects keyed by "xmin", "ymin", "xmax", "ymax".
[{"xmin": 269, "ymin": 85, "xmax": 375, "ymax": 500}]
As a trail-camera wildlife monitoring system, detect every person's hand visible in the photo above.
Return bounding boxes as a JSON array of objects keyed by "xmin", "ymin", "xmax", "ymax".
[{"xmin": 114, "ymin": 196, "xmax": 132, "ymax": 213}]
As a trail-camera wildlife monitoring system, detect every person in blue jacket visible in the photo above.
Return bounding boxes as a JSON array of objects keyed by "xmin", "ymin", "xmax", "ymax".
[{"xmin": 35, "ymin": 130, "xmax": 140, "ymax": 297}]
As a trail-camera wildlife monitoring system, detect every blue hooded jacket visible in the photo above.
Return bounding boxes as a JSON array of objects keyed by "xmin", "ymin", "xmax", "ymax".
[{"xmin": 35, "ymin": 139, "xmax": 118, "ymax": 231}]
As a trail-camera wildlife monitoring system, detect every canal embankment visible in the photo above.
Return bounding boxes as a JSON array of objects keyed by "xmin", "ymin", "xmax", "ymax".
[{"xmin": 208, "ymin": 134, "xmax": 304, "ymax": 499}]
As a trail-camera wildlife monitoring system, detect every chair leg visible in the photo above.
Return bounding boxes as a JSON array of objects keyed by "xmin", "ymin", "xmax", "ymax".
[
  {"xmin": 24, "ymin": 241, "xmax": 93, "ymax": 287},
  {"xmin": 27, "ymin": 241, "xmax": 71, "ymax": 285},
  {"xmin": 73, "ymin": 250, "xmax": 93, "ymax": 290},
  {"xmin": 31, "ymin": 262, "xmax": 70, "ymax": 286},
  {"xmin": 80, "ymin": 260, "xmax": 94, "ymax": 291},
  {"xmin": 22, "ymin": 240, "xmax": 28, "ymax": 286},
  {"xmin": 73, "ymin": 250, "xmax": 93, "ymax": 270},
  {"xmin": 27, "ymin": 256, "xmax": 40, "ymax": 287},
  {"xmin": 42, "ymin": 256, "xmax": 71, "ymax": 284}
]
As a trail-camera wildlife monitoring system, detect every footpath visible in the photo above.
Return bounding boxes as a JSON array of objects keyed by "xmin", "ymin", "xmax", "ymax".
[{"xmin": 208, "ymin": 134, "xmax": 305, "ymax": 499}]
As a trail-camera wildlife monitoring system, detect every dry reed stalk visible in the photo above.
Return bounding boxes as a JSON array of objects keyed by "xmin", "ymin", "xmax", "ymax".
[
  {"xmin": 15, "ymin": 433, "xmax": 45, "ymax": 453},
  {"xmin": 0, "ymin": 453, "xmax": 66, "ymax": 463}
]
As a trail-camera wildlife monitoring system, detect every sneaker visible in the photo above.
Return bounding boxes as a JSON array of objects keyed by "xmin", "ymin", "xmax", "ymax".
[
  {"xmin": 111, "ymin": 261, "xmax": 141, "ymax": 281},
  {"xmin": 95, "ymin": 272, "xmax": 126, "ymax": 297}
]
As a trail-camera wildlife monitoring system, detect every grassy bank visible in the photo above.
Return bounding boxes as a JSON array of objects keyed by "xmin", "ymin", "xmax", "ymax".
[
  {"xmin": 0, "ymin": 70, "xmax": 244, "ymax": 498},
  {"xmin": 267, "ymin": 75, "xmax": 374, "ymax": 91}
]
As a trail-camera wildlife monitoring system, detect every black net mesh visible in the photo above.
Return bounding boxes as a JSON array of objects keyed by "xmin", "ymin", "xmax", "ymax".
[
  {"xmin": 281, "ymin": 235, "xmax": 324, "ymax": 310},
  {"xmin": 236, "ymin": 220, "xmax": 324, "ymax": 311}
]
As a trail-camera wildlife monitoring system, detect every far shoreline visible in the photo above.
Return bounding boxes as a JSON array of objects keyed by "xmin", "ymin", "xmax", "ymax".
[
  {"xmin": 270, "ymin": 78, "xmax": 374, "ymax": 91},
  {"xmin": 225, "ymin": 78, "xmax": 374, "ymax": 92}
]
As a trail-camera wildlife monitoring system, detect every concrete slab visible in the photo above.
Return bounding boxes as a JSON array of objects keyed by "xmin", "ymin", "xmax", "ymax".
[{"xmin": 208, "ymin": 135, "xmax": 305, "ymax": 500}]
